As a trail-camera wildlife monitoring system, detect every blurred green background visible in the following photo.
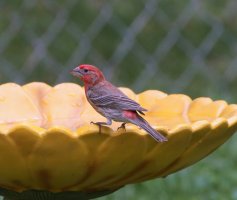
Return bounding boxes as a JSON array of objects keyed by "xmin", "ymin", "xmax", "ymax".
[{"xmin": 1, "ymin": 0, "xmax": 237, "ymax": 199}]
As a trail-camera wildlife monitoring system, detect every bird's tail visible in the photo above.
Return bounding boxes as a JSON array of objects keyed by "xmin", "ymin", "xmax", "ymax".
[{"xmin": 131, "ymin": 115, "xmax": 167, "ymax": 142}]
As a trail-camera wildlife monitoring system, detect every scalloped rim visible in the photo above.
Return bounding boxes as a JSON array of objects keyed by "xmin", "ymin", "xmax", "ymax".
[{"xmin": 0, "ymin": 82, "xmax": 236, "ymax": 192}]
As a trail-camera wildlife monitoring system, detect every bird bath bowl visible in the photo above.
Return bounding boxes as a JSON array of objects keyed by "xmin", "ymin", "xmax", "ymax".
[{"xmin": 0, "ymin": 82, "xmax": 237, "ymax": 200}]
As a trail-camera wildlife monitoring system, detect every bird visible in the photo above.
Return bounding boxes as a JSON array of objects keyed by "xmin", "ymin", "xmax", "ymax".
[{"xmin": 70, "ymin": 64, "xmax": 167, "ymax": 142}]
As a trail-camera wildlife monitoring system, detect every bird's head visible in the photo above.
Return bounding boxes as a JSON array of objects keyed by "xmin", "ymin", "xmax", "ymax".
[{"xmin": 71, "ymin": 64, "xmax": 105, "ymax": 86}]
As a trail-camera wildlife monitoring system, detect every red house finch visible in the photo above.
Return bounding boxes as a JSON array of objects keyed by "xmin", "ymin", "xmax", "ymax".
[{"xmin": 71, "ymin": 64, "xmax": 167, "ymax": 142}]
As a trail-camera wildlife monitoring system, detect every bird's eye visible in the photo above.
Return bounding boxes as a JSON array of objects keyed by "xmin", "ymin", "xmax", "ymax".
[{"xmin": 84, "ymin": 69, "xmax": 88, "ymax": 73}]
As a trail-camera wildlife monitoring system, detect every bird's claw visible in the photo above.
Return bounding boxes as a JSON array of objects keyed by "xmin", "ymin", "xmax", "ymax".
[
  {"xmin": 90, "ymin": 121, "xmax": 102, "ymax": 133},
  {"xmin": 117, "ymin": 123, "xmax": 126, "ymax": 131}
]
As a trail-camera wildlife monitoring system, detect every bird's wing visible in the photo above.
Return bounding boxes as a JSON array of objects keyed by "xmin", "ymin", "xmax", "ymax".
[{"xmin": 89, "ymin": 94, "xmax": 147, "ymax": 113}]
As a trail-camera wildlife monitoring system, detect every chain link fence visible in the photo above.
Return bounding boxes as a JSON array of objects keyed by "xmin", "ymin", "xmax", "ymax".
[{"xmin": 1, "ymin": 0, "xmax": 237, "ymax": 101}]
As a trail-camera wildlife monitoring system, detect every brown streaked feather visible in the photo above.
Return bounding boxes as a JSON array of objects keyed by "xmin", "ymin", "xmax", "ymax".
[{"xmin": 89, "ymin": 94, "xmax": 147, "ymax": 114}]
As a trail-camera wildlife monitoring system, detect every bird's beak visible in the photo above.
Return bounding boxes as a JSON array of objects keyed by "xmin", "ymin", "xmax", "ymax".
[{"xmin": 70, "ymin": 68, "xmax": 83, "ymax": 78}]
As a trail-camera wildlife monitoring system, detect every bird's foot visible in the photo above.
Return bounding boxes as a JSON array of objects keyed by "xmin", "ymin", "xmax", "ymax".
[
  {"xmin": 90, "ymin": 121, "xmax": 105, "ymax": 133},
  {"xmin": 117, "ymin": 123, "xmax": 127, "ymax": 131}
]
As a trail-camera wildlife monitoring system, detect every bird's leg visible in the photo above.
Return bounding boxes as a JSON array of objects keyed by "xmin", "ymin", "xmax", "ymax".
[
  {"xmin": 117, "ymin": 122, "xmax": 127, "ymax": 131},
  {"xmin": 91, "ymin": 118, "xmax": 112, "ymax": 133}
]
